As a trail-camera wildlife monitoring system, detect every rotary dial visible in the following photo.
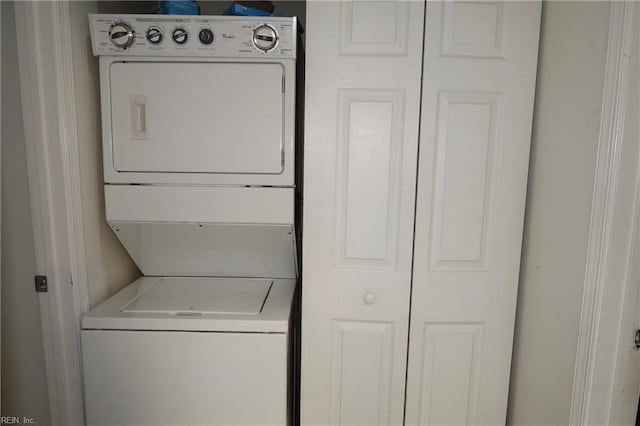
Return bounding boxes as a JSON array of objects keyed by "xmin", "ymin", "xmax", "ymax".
[
  {"xmin": 252, "ymin": 24, "xmax": 278, "ymax": 52},
  {"xmin": 146, "ymin": 27, "xmax": 163, "ymax": 44},
  {"xmin": 172, "ymin": 28, "xmax": 189, "ymax": 45},
  {"xmin": 109, "ymin": 21, "xmax": 135, "ymax": 49}
]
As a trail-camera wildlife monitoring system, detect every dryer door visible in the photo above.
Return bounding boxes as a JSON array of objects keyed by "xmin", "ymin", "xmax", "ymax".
[{"xmin": 108, "ymin": 61, "xmax": 285, "ymax": 176}]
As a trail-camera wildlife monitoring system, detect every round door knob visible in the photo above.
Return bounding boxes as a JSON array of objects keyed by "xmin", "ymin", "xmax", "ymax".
[
  {"xmin": 252, "ymin": 24, "xmax": 278, "ymax": 52},
  {"xmin": 146, "ymin": 27, "xmax": 163, "ymax": 44},
  {"xmin": 109, "ymin": 22, "xmax": 135, "ymax": 49},
  {"xmin": 363, "ymin": 292, "xmax": 377, "ymax": 305},
  {"xmin": 198, "ymin": 28, "xmax": 214, "ymax": 45},
  {"xmin": 172, "ymin": 28, "xmax": 189, "ymax": 45}
]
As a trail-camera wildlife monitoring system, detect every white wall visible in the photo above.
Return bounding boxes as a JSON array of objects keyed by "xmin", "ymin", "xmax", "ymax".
[
  {"xmin": 508, "ymin": 2, "xmax": 611, "ymax": 425},
  {"xmin": 69, "ymin": 1, "xmax": 141, "ymax": 308},
  {"xmin": 0, "ymin": 1, "xmax": 51, "ymax": 423}
]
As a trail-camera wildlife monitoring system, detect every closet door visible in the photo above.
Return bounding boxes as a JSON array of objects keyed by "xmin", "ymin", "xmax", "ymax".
[
  {"xmin": 405, "ymin": 2, "xmax": 541, "ymax": 425},
  {"xmin": 301, "ymin": 1, "xmax": 424, "ymax": 424}
]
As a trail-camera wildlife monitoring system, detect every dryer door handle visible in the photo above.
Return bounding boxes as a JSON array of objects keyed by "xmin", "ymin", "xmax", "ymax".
[{"xmin": 129, "ymin": 95, "xmax": 148, "ymax": 140}]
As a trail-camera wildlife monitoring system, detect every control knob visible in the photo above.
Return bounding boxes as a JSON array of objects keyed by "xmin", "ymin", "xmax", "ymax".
[
  {"xmin": 252, "ymin": 24, "xmax": 278, "ymax": 52},
  {"xmin": 146, "ymin": 27, "xmax": 163, "ymax": 44},
  {"xmin": 172, "ymin": 28, "xmax": 189, "ymax": 45},
  {"xmin": 109, "ymin": 22, "xmax": 135, "ymax": 49},
  {"xmin": 198, "ymin": 28, "xmax": 214, "ymax": 45}
]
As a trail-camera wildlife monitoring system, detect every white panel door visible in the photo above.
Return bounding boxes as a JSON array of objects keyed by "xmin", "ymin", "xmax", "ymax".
[
  {"xmin": 405, "ymin": 2, "xmax": 541, "ymax": 425},
  {"xmin": 301, "ymin": 1, "xmax": 424, "ymax": 424}
]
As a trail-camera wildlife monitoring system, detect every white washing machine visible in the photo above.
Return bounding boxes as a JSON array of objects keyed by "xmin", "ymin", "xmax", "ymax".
[{"xmin": 83, "ymin": 14, "xmax": 299, "ymax": 426}]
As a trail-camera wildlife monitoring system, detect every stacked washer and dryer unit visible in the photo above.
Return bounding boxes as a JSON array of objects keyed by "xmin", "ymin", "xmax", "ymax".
[{"xmin": 83, "ymin": 14, "xmax": 300, "ymax": 426}]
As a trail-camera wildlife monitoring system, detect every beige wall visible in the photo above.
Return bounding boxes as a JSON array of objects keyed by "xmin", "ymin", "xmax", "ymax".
[
  {"xmin": 508, "ymin": 2, "xmax": 611, "ymax": 425},
  {"xmin": 0, "ymin": 1, "xmax": 51, "ymax": 423},
  {"xmin": 70, "ymin": 1, "xmax": 141, "ymax": 308}
]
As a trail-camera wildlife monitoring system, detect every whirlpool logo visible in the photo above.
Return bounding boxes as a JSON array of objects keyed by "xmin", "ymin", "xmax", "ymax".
[{"xmin": 222, "ymin": 34, "xmax": 236, "ymax": 40}]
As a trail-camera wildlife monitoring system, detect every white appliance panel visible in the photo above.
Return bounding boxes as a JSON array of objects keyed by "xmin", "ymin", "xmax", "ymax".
[
  {"xmin": 121, "ymin": 277, "xmax": 272, "ymax": 315},
  {"xmin": 104, "ymin": 185, "xmax": 294, "ymax": 224},
  {"xmin": 82, "ymin": 276, "xmax": 295, "ymax": 333},
  {"xmin": 90, "ymin": 14, "xmax": 297, "ymax": 58},
  {"xmin": 84, "ymin": 14, "xmax": 299, "ymax": 426},
  {"xmin": 110, "ymin": 222, "xmax": 297, "ymax": 278},
  {"xmin": 110, "ymin": 61, "xmax": 284, "ymax": 174},
  {"xmin": 104, "ymin": 186, "xmax": 297, "ymax": 278},
  {"xmin": 82, "ymin": 330, "xmax": 288, "ymax": 426}
]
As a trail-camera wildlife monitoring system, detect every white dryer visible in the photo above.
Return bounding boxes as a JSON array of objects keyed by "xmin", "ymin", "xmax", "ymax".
[{"xmin": 82, "ymin": 14, "xmax": 299, "ymax": 426}]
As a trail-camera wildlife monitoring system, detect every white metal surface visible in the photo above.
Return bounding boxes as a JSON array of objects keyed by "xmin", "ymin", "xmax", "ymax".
[
  {"xmin": 82, "ymin": 276, "xmax": 295, "ymax": 333},
  {"xmin": 104, "ymin": 186, "xmax": 297, "ymax": 278},
  {"xmin": 120, "ymin": 277, "xmax": 272, "ymax": 315},
  {"xmin": 89, "ymin": 14, "xmax": 297, "ymax": 58},
  {"xmin": 82, "ymin": 330, "xmax": 289, "ymax": 426},
  {"xmin": 110, "ymin": 222, "xmax": 297, "ymax": 278},
  {"xmin": 105, "ymin": 185, "xmax": 293, "ymax": 224},
  {"xmin": 100, "ymin": 56, "xmax": 295, "ymax": 185},
  {"xmin": 94, "ymin": 14, "xmax": 297, "ymax": 186},
  {"xmin": 109, "ymin": 61, "xmax": 284, "ymax": 175},
  {"xmin": 83, "ymin": 13, "xmax": 299, "ymax": 426}
]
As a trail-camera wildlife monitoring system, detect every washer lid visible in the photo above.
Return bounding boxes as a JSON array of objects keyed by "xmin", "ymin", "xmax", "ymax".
[
  {"xmin": 121, "ymin": 278, "xmax": 272, "ymax": 316},
  {"xmin": 81, "ymin": 276, "xmax": 295, "ymax": 333}
]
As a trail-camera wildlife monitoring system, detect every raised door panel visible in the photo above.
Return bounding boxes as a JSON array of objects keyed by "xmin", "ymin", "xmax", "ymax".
[
  {"xmin": 330, "ymin": 321, "xmax": 394, "ymax": 425},
  {"xmin": 335, "ymin": 90, "xmax": 405, "ymax": 269},
  {"xmin": 417, "ymin": 323, "xmax": 484, "ymax": 425},
  {"xmin": 301, "ymin": 1, "xmax": 424, "ymax": 424},
  {"xmin": 429, "ymin": 91, "xmax": 499, "ymax": 271},
  {"xmin": 405, "ymin": 2, "xmax": 541, "ymax": 425},
  {"xmin": 441, "ymin": 1, "xmax": 506, "ymax": 58},
  {"xmin": 339, "ymin": 1, "xmax": 410, "ymax": 55}
]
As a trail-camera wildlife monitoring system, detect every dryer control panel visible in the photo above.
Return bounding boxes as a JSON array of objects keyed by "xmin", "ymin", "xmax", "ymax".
[{"xmin": 90, "ymin": 14, "xmax": 297, "ymax": 58}]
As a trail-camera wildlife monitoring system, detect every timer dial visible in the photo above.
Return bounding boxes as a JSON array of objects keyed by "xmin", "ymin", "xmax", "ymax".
[
  {"xmin": 109, "ymin": 22, "xmax": 135, "ymax": 49},
  {"xmin": 252, "ymin": 24, "xmax": 278, "ymax": 52}
]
